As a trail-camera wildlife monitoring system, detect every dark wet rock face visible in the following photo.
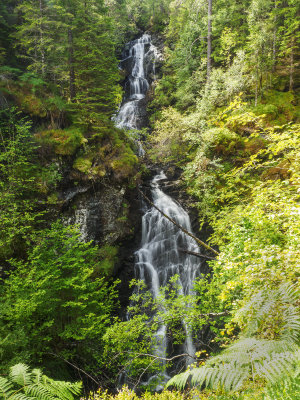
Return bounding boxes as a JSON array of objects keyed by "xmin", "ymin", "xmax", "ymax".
[
  {"xmin": 63, "ymin": 185, "xmax": 129, "ymax": 244},
  {"xmin": 60, "ymin": 179, "xmax": 143, "ymax": 311}
]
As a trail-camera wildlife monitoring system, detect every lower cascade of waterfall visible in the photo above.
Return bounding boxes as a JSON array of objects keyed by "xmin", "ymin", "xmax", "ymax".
[
  {"xmin": 115, "ymin": 34, "xmax": 204, "ymax": 390},
  {"xmin": 134, "ymin": 172, "xmax": 203, "ymax": 389}
]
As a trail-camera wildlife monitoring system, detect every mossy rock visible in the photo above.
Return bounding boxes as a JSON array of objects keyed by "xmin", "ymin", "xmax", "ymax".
[
  {"xmin": 73, "ymin": 157, "xmax": 92, "ymax": 173},
  {"xmin": 94, "ymin": 245, "xmax": 119, "ymax": 276},
  {"xmin": 16, "ymin": 92, "xmax": 47, "ymax": 117},
  {"xmin": 92, "ymin": 165, "xmax": 106, "ymax": 177},
  {"xmin": 110, "ymin": 153, "xmax": 138, "ymax": 180},
  {"xmin": 36, "ymin": 127, "xmax": 86, "ymax": 156}
]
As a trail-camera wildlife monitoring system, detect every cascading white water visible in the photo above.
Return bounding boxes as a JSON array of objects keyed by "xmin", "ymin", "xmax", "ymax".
[
  {"xmin": 114, "ymin": 34, "xmax": 152, "ymax": 132},
  {"xmin": 115, "ymin": 35, "xmax": 203, "ymax": 389},
  {"xmin": 135, "ymin": 172, "xmax": 202, "ymax": 387}
]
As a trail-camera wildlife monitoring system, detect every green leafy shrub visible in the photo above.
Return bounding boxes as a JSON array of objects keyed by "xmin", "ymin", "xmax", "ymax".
[
  {"xmin": 201, "ymin": 127, "xmax": 242, "ymax": 156},
  {"xmin": 92, "ymin": 386, "xmax": 245, "ymax": 399},
  {"xmin": 0, "ymin": 222, "xmax": 118, "ymax": 374},
  {"xmin": 0, "ymin": 108, "xmax": 60, "ymax": 260}
]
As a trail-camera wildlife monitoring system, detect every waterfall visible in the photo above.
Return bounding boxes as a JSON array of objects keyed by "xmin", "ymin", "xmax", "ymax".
[
  {"xmin": 114, "ymin": 34, "xmax": 152, "ymax": 133},
  {"xmin": 115, "ymin": 35, "xmax": 203, "ymax": 389},
  {"xmin": 135, "ymin": 172, "xmax": 203, "ymax": 389}
]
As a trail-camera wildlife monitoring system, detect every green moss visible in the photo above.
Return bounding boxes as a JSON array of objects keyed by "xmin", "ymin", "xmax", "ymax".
[
  {"xmin": 96, "ymin": 245, "xmax": 119, "ymax": 276},
  {"xmin": 110, "ymin": 152, "xmax": 138, "ymax": 180},
  {"xmin": 252, "ymin": 90, "xmax": 300, "ymax": 124},
  {"xmin": 73, "ymin": 157, "xmax": 92, "ymax": 173},
  {"xmin": 47, "ymin": 193, "xmax": 59, "ymax": 204},
  {"xmin": 36, "ymin": 126, "xmax": 86, "ymax": 155}
]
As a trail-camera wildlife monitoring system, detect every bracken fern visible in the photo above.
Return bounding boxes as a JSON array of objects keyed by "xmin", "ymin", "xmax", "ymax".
[
  {"xmin": 167, "ymin": 283, "xmax": 300, "ymax": 393},
  {"xmin": 0, "ymin": 363, "xmax": 81, "ymax": 400}
]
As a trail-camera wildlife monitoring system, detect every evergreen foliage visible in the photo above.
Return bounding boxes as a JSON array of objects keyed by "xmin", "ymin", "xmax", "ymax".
[{"xmin": 0, "ymin": 108, "xmax": 60, "ymax": 260}]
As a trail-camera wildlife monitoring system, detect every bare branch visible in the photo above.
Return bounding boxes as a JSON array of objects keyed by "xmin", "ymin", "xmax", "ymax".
[{"xmin": 48, "ymin": 352, "xmax": 102, "ymax": 387}]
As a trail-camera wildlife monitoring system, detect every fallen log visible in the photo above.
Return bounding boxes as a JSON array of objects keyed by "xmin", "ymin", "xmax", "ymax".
[
  {"xmin": 178, "ymin": 248, "xmax": 215, "ymax": 260},
  {"xmin": 138, "ymin": 187, "xmax": 219, "ymax": 256}
]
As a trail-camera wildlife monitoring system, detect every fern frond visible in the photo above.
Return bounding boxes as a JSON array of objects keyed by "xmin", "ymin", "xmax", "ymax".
[
  {"xmin": 190, "ymin": 366, "xmax": 210, "ymax": 388},
  {"xmin": 8, "ymin": 393, "xmax": 34, "ymax": 400},
  {"xmin": 167, "ymin": 339, "xmax": 299, "ymax": 391},
  {"xmin": 190, "ymin": 364, "xmax": 248, "ymax": 392},
  {"xmin": 31, "ymin": 369, "xmax": 43, "ymax": 384},
  {"xmin": 166, "ymin": 370, "xmax": 191, "ymax": 389},
  {"xmin": 264, "ymin": 368, "xmax": 300, "ymax": 400},
  {"xmin": 46, "ymin": 380, "xmax": 82, "ymax": 400},
  {"xmin": 10, "ymin": 364, "xmax": 32, "ymax": 387},
  {"xmin": 259, "ymin": 350, "xmax": 300, "ymax": 384},
  {"xmin": 0, "ymin": 376, "xmax": 14, "ymax": 398},
  {"xmin": 1, "ymin": 364, "xmax": 81, "ymax": 400},
  {"xmin": 236, "ymin": 283, "xmax": 300, "ymax": 343},
  {"xmin": 24, "ymin": 384, "xmax": 57, "ymax": 400},
  {"xmin": 167, "ymin": 284, "xmax": 300, "ymax": 393}
]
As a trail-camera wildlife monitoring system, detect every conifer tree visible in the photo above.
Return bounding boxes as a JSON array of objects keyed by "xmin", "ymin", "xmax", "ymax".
[
  {"xmin": 14, "ymin": 0, "xmax": 53, "ymax": 76},
  {"xmin": 72, "ymin": 0, "xmax": 121, "ymax": 132}
]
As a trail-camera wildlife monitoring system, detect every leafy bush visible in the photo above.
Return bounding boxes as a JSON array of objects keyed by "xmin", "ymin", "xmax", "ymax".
[
  {"xmin": 0, "ymin": 222, "xmax": 118, "ymax": 375},
  {"xmin": 92, "ymin": 386, "xmax": 245, "ymax": 399},
  {"xmin": 201, "ymin": 127, "xmax": 242, "ymax": 156}
]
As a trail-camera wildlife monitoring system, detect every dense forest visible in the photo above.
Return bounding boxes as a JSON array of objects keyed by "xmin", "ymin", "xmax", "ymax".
[{"xmin": 0, "ymin": 0, "xmax": 299, "ymax": 399}]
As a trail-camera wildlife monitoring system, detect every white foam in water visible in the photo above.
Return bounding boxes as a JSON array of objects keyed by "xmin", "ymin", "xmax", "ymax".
[
  {"xmin": 116, "ymin": 36, "xmax": 202, "ymax": 390},
  {"xmin": 134, "ymin": 171, "xmax": 204, "ymax": 388},
  {"xmin": 114, "ymin": 34, "xmax": 152, "ymax": 132}
]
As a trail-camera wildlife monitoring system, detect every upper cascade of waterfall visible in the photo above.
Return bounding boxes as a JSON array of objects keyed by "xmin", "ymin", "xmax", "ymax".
[{"xmin": 114, "ymin": 34, "xmax": 160, "ymax": 132}]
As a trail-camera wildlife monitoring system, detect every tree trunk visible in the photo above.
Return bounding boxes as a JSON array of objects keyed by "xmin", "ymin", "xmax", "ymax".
[
  {"xmin": 255, "ymin": 61, "xmax": 259, "ymax": 106},
  {"xmin": 39, "ymin": 0, "xmax": 45, "ymax": 76},
  {"xmin": 207, "ymin": 0, "xmax": 212, "ymax": 81},
  {"xmin": 179, "ymin": 249, "xmax": 215, "ymax": 260},
  {"xmin": 272, "ymin": 0, "xmax": 277, "ymax": 72},
  {"xmin": 68, "ymin": 28, "xmax": 76, "ymax": 101},
  {"xmin": 289, "ymin": 39, "xmax": 294, "ymax": 91}
]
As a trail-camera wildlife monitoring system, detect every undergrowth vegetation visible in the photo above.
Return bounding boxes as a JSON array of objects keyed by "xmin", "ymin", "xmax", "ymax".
[
  {"xmin": 0, "ymin": 0, "xmax": 299, "ymax": 398},
  {"xmin": 0, "ymin": 363, "xmax": 81, "ymax": 400}
]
